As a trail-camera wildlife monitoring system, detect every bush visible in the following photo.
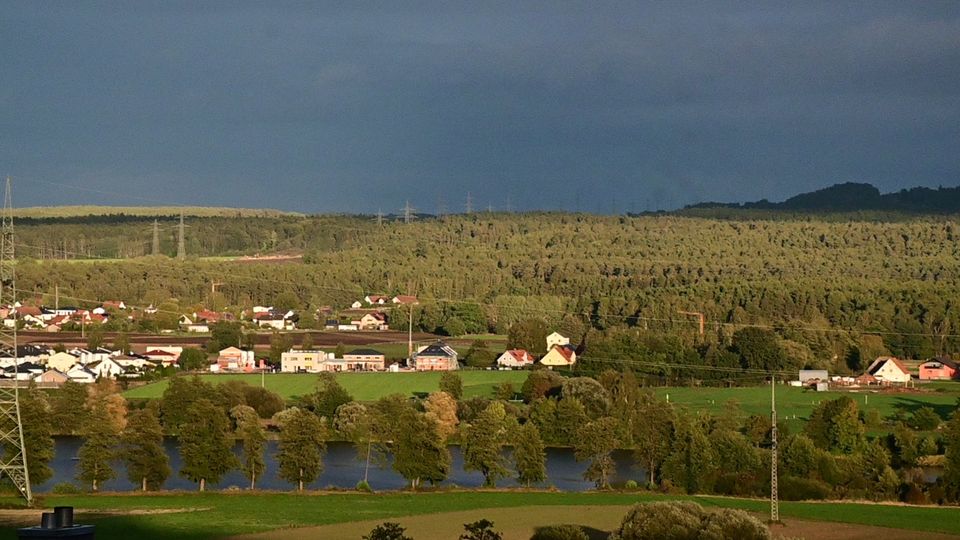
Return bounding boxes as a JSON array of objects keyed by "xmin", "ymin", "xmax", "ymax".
[
  {"xmin": 363, "ymin": 522, "xmax": 412, "ymax": 540},
  {"xmin": 910, "ymin": 407, "xmax": 942, "ymax": 431},
  {"xmin": 530, "ymin": 524, "xmax": 589, "ymax": 540},
  {"xmin": 461, "ymin": 519, "xmax": 502, "ymax": 540},
  {"xmin": 51, "ymin": 482, "xmax": 83, "ymax": 494},
  {"xmin": 356, "ymin": 480, "xmax": 373, "ymax": 493},
  {"xmin": 609, "ymin": 501, "xmax": 771, "ymax": 540},
  {"xmin": 778, "ymin": 475, "xmax": 833, "ymax": 501},
  {"xmin": 901, "ymin": 483, "xmax": 929, "ymax": 505},
  {"xmin": 624, "ymin": 479, "xmax": 639, "ymax": 490}
]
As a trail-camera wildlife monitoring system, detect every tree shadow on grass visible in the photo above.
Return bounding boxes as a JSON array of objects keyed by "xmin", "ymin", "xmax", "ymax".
[
  {"xmin": 889, "ymin": 397, "xmax": 954, "ymax": 420},
  {"xmin": 582, "ymin": 526, "xmax": 612, "ymax": 540}
]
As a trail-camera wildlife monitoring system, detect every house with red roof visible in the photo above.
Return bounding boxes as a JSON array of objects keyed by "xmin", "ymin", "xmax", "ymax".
[
  {"xmin": 496, "ymin": 349, "xmax": 534, "ymax": 368},
  {"xmin": 365, "ymin": 295, "xmax": 389, "ymax": 306},
  {"xmin": 866, "ymin": 356, "xmax": 911, "ymax": 384},
  {"xmin": 540, "ymin": 344, "xmax": 577, "ymax": 368},
  {"xmin": 392, "ymin": 295, "xmax": 419, "ymax": 305},
  {"xmin": 352, "ymin": 311, "xmax": 388, "ymax": 331}
]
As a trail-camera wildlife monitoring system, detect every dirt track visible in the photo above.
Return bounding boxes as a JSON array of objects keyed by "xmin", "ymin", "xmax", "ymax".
[{"xmin": 230, "ymin": 505, "xmax": 960, "ymax": 540}]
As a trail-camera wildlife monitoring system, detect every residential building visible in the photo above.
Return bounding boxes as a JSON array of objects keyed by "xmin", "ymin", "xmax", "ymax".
[
  {"xmin": 46, "ymin": 351, "xmax": 80, "ymax": 372},
  {"xmin": 280, "ymin": 350, "xmax": 331, "ymax": 373},
  {"xmin": 87, "ymin": 358, "xmax": 124, "ymax": 379},
  {"xmin": 353, "ymin": 312, "xmax": 388, "ymax": 331},
  {"xmin": 546, "ymin": 332, "xmax": 570, "ymax": 350},
  {"xmin": 391, "ymin": 295, "xmax": 419, "ymax": 305},
  {"xmin": 866, "ymin": 356, "xmax": 912, "ymax": 384},
  {"xmin": 799, "ymin": 370, "xmax": 829, "ymax": 384},
  {"xmin": 343, "ymin": 349, "xmax": 386, "ymax": 371},
  {"xmin": 35, "ymin": 369, "xmax": 68, "ymax": 386},
  {"xmin": 919, "ymin": 357, "xmax": 958, "ymax": 381},
  {"xmin": 215, "ymin": 347, "xmax": 256, "ymax": 372},
  {"xmin": 365, "ymin": 295, "xmax": 389, "ymax": 305},
  {"xmin": 496, "ymin": 349, "xmax": 534, "ymax": 368},
  {"xmin": 540, "ymin": 344, "xmax": 577, "ymax": 368},
  {"xmin": 411, "ymin": 342, "xmax": 458, "ymax": 371},
  {"xmin": 67, "ymin": 365, "xmax": 96, "ymax": 384}
]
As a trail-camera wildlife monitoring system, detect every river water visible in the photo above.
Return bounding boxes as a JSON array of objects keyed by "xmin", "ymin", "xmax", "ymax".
[{"xmin": 39, "ymin": 437, "xmax": 645, "ymax": 492}]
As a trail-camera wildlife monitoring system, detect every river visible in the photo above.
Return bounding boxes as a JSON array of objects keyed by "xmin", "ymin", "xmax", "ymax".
[{"xmin": 39, "ymin": 437, "xmax": 646, "ymax": 492}]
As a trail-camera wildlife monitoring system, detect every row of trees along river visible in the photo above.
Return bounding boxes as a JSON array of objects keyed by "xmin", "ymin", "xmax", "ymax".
[{"xmin": 7, "ymin": 371, "xmax": 960, "ymax": 505}]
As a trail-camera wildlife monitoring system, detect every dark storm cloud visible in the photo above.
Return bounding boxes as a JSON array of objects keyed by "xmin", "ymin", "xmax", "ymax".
[{"xmin": 2, "ymin": 2, "xmax": 958, "ymax": 212}]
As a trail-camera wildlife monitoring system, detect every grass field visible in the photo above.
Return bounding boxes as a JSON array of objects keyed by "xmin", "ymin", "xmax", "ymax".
[
  {"xmin": 650, "ymin": 384, "xmax": 960, "ymax": 432},
  {"xmin": 122, "ymin": 371, "xmax": 529, "ymax": 401},
  {"xmin": 2, "ymin": 491, "xmax": 959, "ymax": 540}
]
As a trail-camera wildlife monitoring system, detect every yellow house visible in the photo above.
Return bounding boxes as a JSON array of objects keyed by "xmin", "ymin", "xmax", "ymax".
[{"xmin": 540, "ymin": 344, "xmax": 576, "ymax": 367}]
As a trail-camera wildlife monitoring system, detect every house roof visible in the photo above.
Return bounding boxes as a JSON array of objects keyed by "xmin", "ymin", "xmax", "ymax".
[
  {"xmin": 548, "ymin": 344, "xmax": 576, "ymax": 362},
  {"xmin": 363, "ymin": 312, "xmax": 387, "ymax": 321},
  {"xmin": 418, "ymin": 342, "xmax": 456, "ymax": 357},
  {"xmin": 392, "ymin": 295, "xmax": 419, "ymax": 304},
  {"xmin": 17, "ymin": 306, "xmax": 41, "ymax": 316},
  {"xmin": 921, "ymin": 356, "xmax": 958, "ymax": 369},
  {"xmin": 366, "ymin": 295, "xmax": 388, "ymax": 302},
  {"xmin": 346, "ymin": 348, "xmax": 384, "ymax": 357},
  {"xmin": 867, "ymin": 356, "xmax": 910, "ymax": 376},
  {"xmin": 502, "ymin": 349, "xmax": 531, "ymax": 362}
]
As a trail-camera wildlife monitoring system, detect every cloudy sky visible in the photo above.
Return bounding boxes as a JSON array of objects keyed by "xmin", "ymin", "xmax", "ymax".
[{"xmin": 2, "ymin": 2, "xmax": 958, "ymax": 213}]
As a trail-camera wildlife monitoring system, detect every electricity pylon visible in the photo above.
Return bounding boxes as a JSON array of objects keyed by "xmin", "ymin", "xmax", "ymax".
[
  {"xmin": 770, "ymin": 376, "xmax": 779, "ymax": 523},
  {"xmin": 0, "ymin": 177, "xmax": 32, "ymax": 505}
]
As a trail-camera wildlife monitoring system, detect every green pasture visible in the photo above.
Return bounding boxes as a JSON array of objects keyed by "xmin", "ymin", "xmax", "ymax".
[
  {"xmin": 122, "ymin": 370, "xmax": 528, "ymax": 401},
  {"xmin": 2, "ymin": 491, "xmax": 959, "ymax": 540},
  {"xmin": 652, "ymin": 384, "xmax": 960, "ymax": 433}
]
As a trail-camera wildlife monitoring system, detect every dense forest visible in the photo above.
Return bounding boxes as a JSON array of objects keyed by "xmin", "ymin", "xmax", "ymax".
[{"xmin": 12, "ymin": 210, "xmax": 960, "ymax": 375}]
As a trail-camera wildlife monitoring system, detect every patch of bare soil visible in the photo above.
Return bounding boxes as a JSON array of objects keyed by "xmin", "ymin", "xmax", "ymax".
[{"xmin": 229, "ymin": 505, "xmax": 960, "ymax": 540}]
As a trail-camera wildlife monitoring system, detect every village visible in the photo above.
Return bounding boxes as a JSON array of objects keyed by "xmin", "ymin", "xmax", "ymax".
[{"xmin": 0, "ymin": 294, "xmax": 956, "ymax": 392}]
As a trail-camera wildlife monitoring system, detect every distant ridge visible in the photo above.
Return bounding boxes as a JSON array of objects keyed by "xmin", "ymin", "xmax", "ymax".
[
  {"xmin": 12, "ymin": 205, "xmax": 303, "ymax": 219},
  {"xmin": 684, "ymin": 182, "xmax": 960, "ymax": 213}
]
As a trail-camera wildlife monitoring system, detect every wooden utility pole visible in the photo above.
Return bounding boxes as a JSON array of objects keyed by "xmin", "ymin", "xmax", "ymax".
[{"xmin": 678, "ymin": 310, "xmax": 705, "ymax": 337}]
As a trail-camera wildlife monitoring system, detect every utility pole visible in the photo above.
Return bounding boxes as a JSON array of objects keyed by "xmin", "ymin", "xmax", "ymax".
[
  {"xmin": 678, "ymin": 310, "xmax": 705, "ymax": 338},
  {"xmin": 177, "ymin": 210, "xmax": 185, "ymax": 260},
  {"xmin": 375, "ymin": 209, "xmax": 384, "ymax": 227},
  {"xmin": 407, "ymin": 303, "xmax": 414, "ymax": 359},
  {"xmin": 54, "ymin": 284, "xmax": 59, "ymax": 311},
  {"xmin": 152, "ymin": 219, "xmax": 160, "ymax": 255},
  {"xmin": 770, "ymin": 376, "xmax": 780, "ymax": 524},
  {"xmin": 0, "ymin": 176, "xmax": 33, "ymax": 505},
  {"xmin": 465, "ymin": 192, "xmax": 473, "ymax": 214}
]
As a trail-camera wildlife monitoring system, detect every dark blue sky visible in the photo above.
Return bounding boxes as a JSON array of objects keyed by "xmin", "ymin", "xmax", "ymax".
[{"xmin": 3, "ymin": 2, "xmax": 958, "ymax": 213}]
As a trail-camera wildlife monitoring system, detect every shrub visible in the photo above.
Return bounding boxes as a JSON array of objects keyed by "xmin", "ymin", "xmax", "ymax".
[
  {"xmin": 356, "ymin": 480, "xmax": 373, "ymax": 493},
  {"xmin": 609, "ymin": 501, "xmax": 771, "ymax": 540},
  {"xmin": 624, "ymin": 479, "xmax": 639, "ymax": 490},
  {"xmin": 778, "ymin": 475, "xmax": 833, "ymax": 501},
  {"xmin": 363, "ymin": 522, "xmax": 412, "ymax": 540},
  {"xmin": 461, "ymin": 519, "xmax": 502, "ymax": 540},
  {"xmin": 530, "ymin": 524, "xmax": 589, "ymax": 540},
  {"xmin": 51, "ymin": 482, "xmax": 83, "ymax": 494},
  {"xmin": 901, "ymin": 483, "xmax": 929, "ymax": 505},
  {"xmin": 910, "ymin": 407, "xmax": 942, "ymax": 431}
]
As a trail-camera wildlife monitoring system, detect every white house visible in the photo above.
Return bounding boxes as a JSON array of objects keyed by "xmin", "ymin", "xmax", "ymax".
[
  {"xmin": 365, "ymin": 295, "xmax": 388, "ymax": 305},
  {"xmin": 67, "ymin": 365, "xmax": 96, "ymax": 384},
  {"xmin": 215, "ymin": 347, "xmax": 257, "ymax": 372},
  {"xmin": 281, "ymin": 350, "xmax": 332, "ymax": 373},
  {"xmin": 546, "ymin": 332, "xmax": 570, "ymax": 350},
  {"xmin": 866, "ymin": 356, "xmax": 912, "ymax": 384},
  {"xmin": 87, "ymin": 358, "xmax": 125, "ymax": 379},
  {"xmin": 179, "ymin": 315, "xmax": 209, "ymax": 333},
  {"xmin": 496, "ymin": 349, "xmax": 534, "ymax": 368},
  {"xmin": 353, "ymin": 312, "xmax": 388, "ymax": 331}
]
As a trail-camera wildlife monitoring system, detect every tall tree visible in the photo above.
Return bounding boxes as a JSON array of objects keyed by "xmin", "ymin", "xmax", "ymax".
[
  {"xmin": 943, "ymin": 409, "xmax": 960, "ymax": 501},
  {"xmin": 77, "ymin": 401, "xmax": 121, "ymax": 491},
  {"xmin": 277, "ymin": 407, "xmax": 327, "ymax": 491},
  {"xmin": 574, "ymin": 417, "xmax": 620, "ymax": 489},
  {"xmin": 179, "ymin": 398, "xmax": 237, "ymax": 491},
  {"xmin": 303, "ymin": 372, "xmax": 353, "ymax": 420},
  {"xmin": 231, "ymin": 405, "xmax": 265, "ymax": 489},
  {"xmin": 334, "ymin": 401, "xmax": 377, "ymax": 483},
  {"xmin": 462, "ymin": 402, "xmax": 509, "ymax": 487},
  {"xmin": 49, "ymin": 380, "xmax": 89, "ymax": 435},
  {"xmin": 513, "ymin": 422, "xmax": 547, "ymax": 486},
  {"xmin": 121, "ymin": 403, "xmax": 170, "ymax": 491},
  {"xmin": 160, "ymin": 375, "xmax": 217, "ymax": 435},
  {"xmin": 662, "ymin": 414, "xmax": 717, "ymax": 494},
  {"xmin": 392, "ymin": 408, "xmax": 450, "ymax": 489},
  {"xmin": 423, "ymin": 391, "xmax": 460, "ymax": 442},
  {"xmin": 439, "ymin": 372, "xmax": 464, "ymax": 400}
]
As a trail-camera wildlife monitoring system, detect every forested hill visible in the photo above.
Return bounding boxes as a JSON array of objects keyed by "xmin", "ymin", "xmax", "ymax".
[
  {"xmin": 681, "ymin": 182, "xmax": 960, "ymax": 215},
  {"xmin": 12, "ymin": 212, "xmax": 960, "ymax": 375}
]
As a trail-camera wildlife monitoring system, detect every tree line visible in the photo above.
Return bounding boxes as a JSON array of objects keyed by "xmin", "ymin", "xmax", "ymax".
[{"xmin": 7, "ymin": 369, "xmax": 960, "ymax": 504}]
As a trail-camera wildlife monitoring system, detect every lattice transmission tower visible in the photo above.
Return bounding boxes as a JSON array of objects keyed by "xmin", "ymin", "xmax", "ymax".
[
  {"xmin": 770, "ymin": 376, "xmax": 779, "ymax": 523},
  {"xmin": 0, "ymin": 177, "xmax": 32, "ymax": 505}
]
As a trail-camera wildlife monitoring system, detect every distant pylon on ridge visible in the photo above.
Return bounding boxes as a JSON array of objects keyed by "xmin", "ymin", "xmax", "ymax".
[
  {"xmin": 0, "ymin": 176, "xmax": 33, "ymax": 505},
  {"xmin": 177, "ymin": 210, "xmax": 185, "ymax": 260}
]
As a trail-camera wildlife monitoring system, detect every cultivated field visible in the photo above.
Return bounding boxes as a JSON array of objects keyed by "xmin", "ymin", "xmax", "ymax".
[
  {"xmin": 1, "ymin": 492, "xmax": 959, "ymax": 540},
  {"xmin": 122, "ymin": 371, "xmax": 529, "ymax": 401}
]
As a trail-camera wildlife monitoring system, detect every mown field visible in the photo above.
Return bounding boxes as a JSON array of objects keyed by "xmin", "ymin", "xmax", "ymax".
[
  {"xmin": 650, "ymin": 384, "xmax": 960, "ymax": 432},
  {"xmin": 2, "ymin": 491, "xmax": 959, "ymax": 540},
  {"xmin": 122, "ymin": 371, "xmax": 528, "ymax": 401}
]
